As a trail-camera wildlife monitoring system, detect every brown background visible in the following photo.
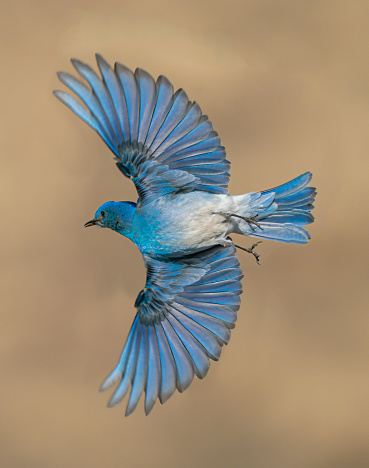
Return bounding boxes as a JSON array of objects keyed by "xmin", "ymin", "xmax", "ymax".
[{"xmin": 2, "ymin": 1, "xmax": 369, "ymax": 467}]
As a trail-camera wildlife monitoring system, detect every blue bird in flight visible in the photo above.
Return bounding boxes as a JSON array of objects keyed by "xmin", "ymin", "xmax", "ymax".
[{"xmin": 54, "ymin": 55, "xmax": 316, "ymax": 416}]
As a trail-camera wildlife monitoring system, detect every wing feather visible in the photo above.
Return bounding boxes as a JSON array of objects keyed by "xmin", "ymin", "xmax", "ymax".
[
  {"xmin": 151, "ymin": 102, "xmax": 202, "ymax": 157},
  {"xmin": 107, "ymin": 323, "xmax": 142, "ymax": 407},
  {"xmin": 149, "ymin": 89, "xmax": 191, "ymax": 154},
  {"xmin": 96, "ymin": 54, "xmax": 128, "ymax": 142},
  {"xmin": 166, "ymin": 313, "xmax": 210, "ymax": 379},
  {"xmin": 154, "ymin": 323, "xmax": 177, "ymax": 404},
  {"xmin": 145, "ymin": 326, "xmax": 161, "ymax": 414},
  {"xmin": 136, "ymin": 68, "xmax": 157, "ymax": 143},
  {"xmin": 56, "ymin": 73, "xmax": 117, "ymax": 151},
  {"xmin": 125, "ymin": 326, "xmax": 149, "ymax": 416},
  {"xmin": 157, "ymin": 133, "xmax": 221, "ymax": 163},
  {"xmin": 144, "ymin": 75, "xmax": 174, "ymax": 147},
  {"xmin": 115, "ymin": 62, "xmax": 140, "ymax": 142},
  {"xmin": 55, "ymin": 55, "xmax": 230, "ymax": 200},
  {"xmin": 100, "ymin": 245, "xmax": 242, "ymax": 415},
  {"xmin": 70, "ymin": 59, "xmax": 120, "ymax": 146}
]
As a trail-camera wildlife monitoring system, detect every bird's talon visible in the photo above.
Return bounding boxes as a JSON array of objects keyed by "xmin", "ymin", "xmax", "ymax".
[
  {"xmin": 244, "ymin": 216, "xmax": 262, "ymax": 231},
  {"xmin": 233, "ymin": 241, "xmax": 262, "ymax": 264}
]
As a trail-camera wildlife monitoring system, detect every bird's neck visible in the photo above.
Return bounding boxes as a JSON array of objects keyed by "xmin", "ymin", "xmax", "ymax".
[{"xmin": 113, "ymin": 201, "xmax": 136, "ymax": 240}]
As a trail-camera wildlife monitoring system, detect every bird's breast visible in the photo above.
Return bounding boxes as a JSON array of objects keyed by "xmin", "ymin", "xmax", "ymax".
[{"xmin": 133, "ymin": 193, "xmax": 232, "ymax": 257}]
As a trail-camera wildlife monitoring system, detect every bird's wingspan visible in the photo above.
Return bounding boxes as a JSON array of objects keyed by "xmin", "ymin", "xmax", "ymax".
[
  {"xmin": 99, "ymin": 245, "xmax": 243, "ymax": 416},
  {"xmin": 54, "ymin": 54, "xmax": 230, "ymax": 204}
]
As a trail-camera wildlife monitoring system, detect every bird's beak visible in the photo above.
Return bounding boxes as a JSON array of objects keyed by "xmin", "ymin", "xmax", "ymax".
[{"xmin": 84, "ymin": 219, "xmax": 98, "ymax": 228}]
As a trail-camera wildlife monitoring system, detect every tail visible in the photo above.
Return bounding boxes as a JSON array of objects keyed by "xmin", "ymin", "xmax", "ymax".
[{"xmin": 235, "ymin": 172, "xmax": 316, "ymax": 244}]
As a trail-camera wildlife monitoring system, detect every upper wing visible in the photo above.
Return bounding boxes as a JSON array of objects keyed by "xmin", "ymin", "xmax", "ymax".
[
  {"xmin": 99, "ymin": 245, "xmax": 243, "ymax": 416},
  {"xmin": 54, "ymin": 54, "xmax": 230, "ymax": 205}
]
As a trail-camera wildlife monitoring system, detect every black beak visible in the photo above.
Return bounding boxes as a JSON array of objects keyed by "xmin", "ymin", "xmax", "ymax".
[{"xmin": 84, "ymin": 219, "xmax": 98, "ymax": 228}]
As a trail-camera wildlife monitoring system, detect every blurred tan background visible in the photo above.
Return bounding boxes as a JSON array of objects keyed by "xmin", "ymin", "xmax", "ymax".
[{"xmin": 1, "ymin": 0, "xmax": 369, "ymax": 467}]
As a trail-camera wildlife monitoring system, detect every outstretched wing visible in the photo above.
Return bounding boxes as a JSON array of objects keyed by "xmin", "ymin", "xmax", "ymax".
[
  {"xmin": 54, "ymin": 54, "xmax": 230, "ymax": 205},
  {"xmin": 100, "ymin": 245, "xmax": 243, "ymax": 416}
]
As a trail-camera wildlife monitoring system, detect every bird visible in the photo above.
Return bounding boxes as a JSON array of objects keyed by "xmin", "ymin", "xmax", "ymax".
[{"xmin": 54, "ymin": 54, "xmax": 316, "ymax": 416}]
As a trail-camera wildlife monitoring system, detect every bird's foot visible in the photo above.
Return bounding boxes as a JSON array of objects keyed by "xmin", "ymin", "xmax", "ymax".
[
  {"xmin": 233, "ymin": 241, "xmax": 262, "ymax": 265},
  {"xmin": 215, "ymin": 211, "xmax": 263, "ymax": 232},
  {"xmin": 241, "ymin": 216, "xmax": 262, "ymax": 232}
]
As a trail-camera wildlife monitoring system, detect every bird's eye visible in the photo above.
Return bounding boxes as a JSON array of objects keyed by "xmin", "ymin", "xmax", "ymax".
[{"xmin": 100, "ymin": 210, "xmax": 105, "ymax": 218}]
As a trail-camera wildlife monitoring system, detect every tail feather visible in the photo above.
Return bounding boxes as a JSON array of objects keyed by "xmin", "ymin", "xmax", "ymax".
[
  {"xmin": 262, "ymin": 210, "xmax": 314, "ymax": 225},
  {"xmin": 234, "ymin": 172, "xmax": 316, "ymax": 244},
  {"xmin": 250, "ymin": 222, "xmax": 311, "ymax": 244},
  {"xmin": 261, "ymin": 172, "xmax": 312, "ymax": 199},
  {"xmin": 275, "ymin": 187, "xmax": 316, "ymax": 208},
  {"xmin": 259, "ymin": 172, "xmax": 316, "ymax": 227}
]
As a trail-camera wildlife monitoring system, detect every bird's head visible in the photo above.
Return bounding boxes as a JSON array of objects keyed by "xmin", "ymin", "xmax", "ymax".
[{"xmin": 84, "ymin": 201, "xmax": 136, "ymax": 234}]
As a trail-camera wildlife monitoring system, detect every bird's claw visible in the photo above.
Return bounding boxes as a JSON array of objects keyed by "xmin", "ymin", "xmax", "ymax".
[
  {"xmin": 246, "ymin": 242, "xmax": 262, "ymax": 264},
  {"xmin": 233, "ymin": 241, "xmax": 262, "ymax": 264},
  {"xmin": 213, "ymin": 211, "xmax": 263, "ymax": 232},
  {"xmin": 244, "ymin": 216, "xmax": 262, "ymax": 232}
]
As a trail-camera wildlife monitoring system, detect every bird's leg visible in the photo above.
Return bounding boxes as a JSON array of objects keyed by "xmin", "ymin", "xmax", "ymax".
[
  {"xmin": 231, "ymin": 238, "xmax": 262, "ymax": 265},
  {"xmin": 213, "ymin": 211, "xmax": 263, "ymax": 232},
  {"xmin": 228, "ymin": 213, "xmax": 263, "ymax": 231},
  {"xmin": 245, "ymin": 216, "xmax": 263, "ymax": 231},
  {"xmin": 217, "ymin": 237, "xmax": 234, "ymax": 248}
]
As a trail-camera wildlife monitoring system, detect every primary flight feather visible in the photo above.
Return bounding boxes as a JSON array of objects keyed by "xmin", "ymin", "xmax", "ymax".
[{"xmin": 54, "ymin": 54, "xmax": 316, "ymax": 416}]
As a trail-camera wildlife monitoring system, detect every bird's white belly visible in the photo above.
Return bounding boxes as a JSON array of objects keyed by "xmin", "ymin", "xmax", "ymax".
[
  {"xmin": 177, "ymin": 207, "xmax": 227, "ymax": 246},
  {"xmin": 155, "ymin": 193, "xmax": 237, "ymax": 254}
]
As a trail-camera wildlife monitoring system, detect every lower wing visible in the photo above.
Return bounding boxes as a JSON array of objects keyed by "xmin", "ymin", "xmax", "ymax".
[{"xmin": 100, "ymin": 245, "xmax": 243, "ymax": 416}]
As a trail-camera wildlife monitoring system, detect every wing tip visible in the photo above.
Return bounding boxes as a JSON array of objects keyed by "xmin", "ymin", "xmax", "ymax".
[
  {"xmin": 52, "ymin": 89, "xmax": 62, "ymax": 99},
  {"xmin": 70, "ymin": 57, "xmax": 84, "ymax": 68}
]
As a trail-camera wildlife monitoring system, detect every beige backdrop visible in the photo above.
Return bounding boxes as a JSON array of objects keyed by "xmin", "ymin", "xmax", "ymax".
[{"xmin": 2, "ymin": 1, "xmax": 369, "ymax": 467}]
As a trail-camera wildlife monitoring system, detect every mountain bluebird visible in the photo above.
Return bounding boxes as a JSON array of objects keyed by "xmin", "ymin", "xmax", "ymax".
[{"xmin": 54, "ymin": 55, "xmax": 316, "ymax": 416}]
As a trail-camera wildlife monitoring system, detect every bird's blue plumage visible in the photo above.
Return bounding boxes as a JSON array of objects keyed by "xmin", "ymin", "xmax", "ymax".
[
  {"xmin": 55, "ymin": 55, "xmax": 317, "ymax": 415},
  {"xmin": 101, "ymin": 245, "xmax": 242, "ymax": 415}
]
